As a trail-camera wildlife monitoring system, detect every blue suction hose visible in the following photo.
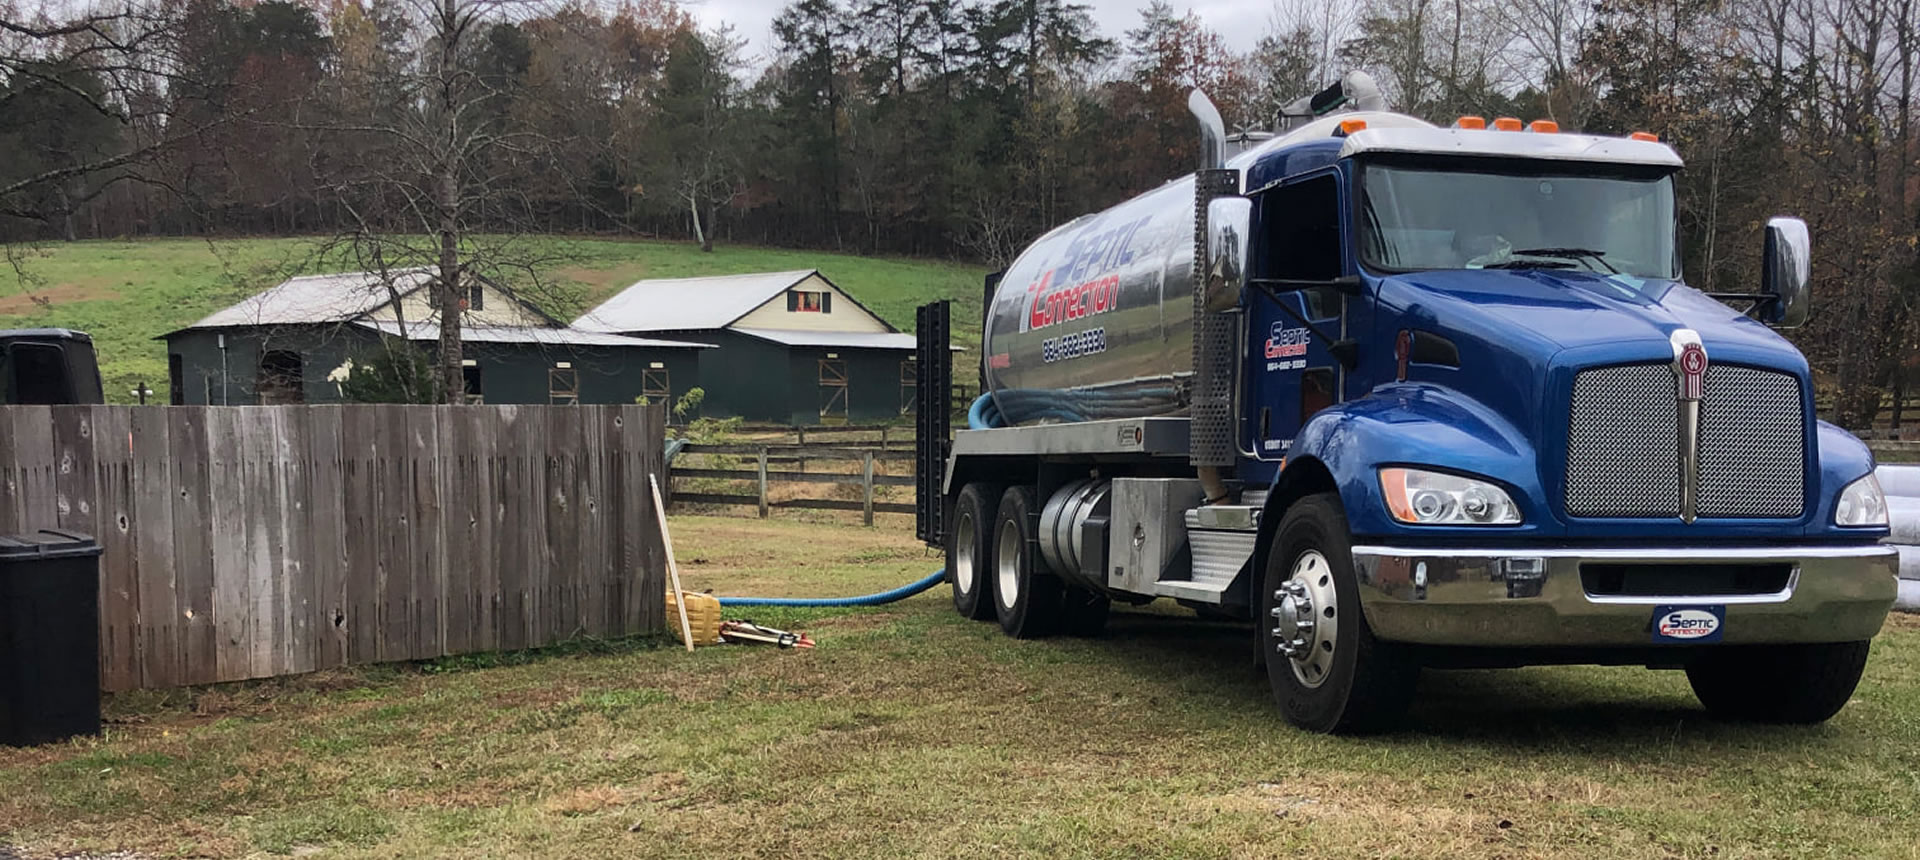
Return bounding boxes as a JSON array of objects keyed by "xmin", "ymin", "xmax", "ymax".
[
  {"xmin": 716, "ymin": 569, "xmax": 948, "ymax": 607},
  {"xmin": 710, "ymin": 394, "xmax": 1013, "ymax": 608}
]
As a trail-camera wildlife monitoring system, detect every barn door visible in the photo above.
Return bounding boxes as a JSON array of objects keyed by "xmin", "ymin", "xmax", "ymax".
[
  {"xmin": 256, "ymin": 350, "xmax": 305, "ymax": 405},
  {"xmin": 899, "ymin": 359, "xmax": 917, "ymax": 415},
  {"xmin": 818, "ymin": 358, "xmax": 848, "ymax": 422},
  {"xmin": 641, "ymin": 367, "xmax": 670, "ymax": 401},
  {"xmin": 549, "ymin": 367, "xmax": 579, "ymax": 405}
]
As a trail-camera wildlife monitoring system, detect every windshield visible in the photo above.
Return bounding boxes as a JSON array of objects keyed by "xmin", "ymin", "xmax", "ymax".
[{"xmin": 1359, "ymin": 162, "xmax": 1679, "ymax": 279}]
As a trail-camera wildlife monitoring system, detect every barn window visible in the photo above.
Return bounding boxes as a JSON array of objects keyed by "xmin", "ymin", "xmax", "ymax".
[
  {"xmin": 467, "ymin": 283, "xmax": 484, "ymax": 311},
  {"xmin": 787, "ymin": 290, "xmax": 830, "ymax": 313},
  {"xmin": 257, "ymin": 350, "xmax": 304, "ymax": 405},
  {"xmin": 168, "ymin": 354, "xmax": 184, "ymax": 405}
]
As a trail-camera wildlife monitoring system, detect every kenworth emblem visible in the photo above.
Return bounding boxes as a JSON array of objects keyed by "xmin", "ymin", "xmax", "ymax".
[{"xmin": 1671, "ymin": 329, "xmax": 1707, "ymax": 523}]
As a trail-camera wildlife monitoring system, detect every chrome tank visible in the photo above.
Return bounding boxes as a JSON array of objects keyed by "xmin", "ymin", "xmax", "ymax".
[
  {"xmin": 982, "ymin": 176, "xmax": 1200, "ymax": 424},
  {"xmin": 982, "ymin": 109, "xmax": 1432, "ymax": 426}
]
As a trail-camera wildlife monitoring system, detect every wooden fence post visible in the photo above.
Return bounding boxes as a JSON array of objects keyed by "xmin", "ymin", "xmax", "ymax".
[
  {"xmin": 757, "ymin": 447, "xmax": 770, "ymax": 519},
  {"xmin": 862, "ymin": 450, "xmax": 875, "ymax": 526}
]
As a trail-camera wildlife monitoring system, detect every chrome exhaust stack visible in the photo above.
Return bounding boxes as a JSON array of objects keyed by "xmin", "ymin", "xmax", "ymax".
[{"xmin": 1188, "ymin": 89, "xmax": 1239, "ymax": 504}]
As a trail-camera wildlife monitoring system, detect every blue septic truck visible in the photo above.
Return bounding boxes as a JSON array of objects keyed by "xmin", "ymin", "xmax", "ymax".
[{"xmin": 936, "ymin": 73, "xmax": 1898, "ymax": 733}]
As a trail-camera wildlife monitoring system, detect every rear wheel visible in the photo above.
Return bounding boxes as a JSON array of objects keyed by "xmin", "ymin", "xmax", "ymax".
[
  {"xmin": 1686, "ymin": 641, "xmax": 1871, "ymax": 724},
  {"xmin": 947, "ymin": 482, "xmax": 1001, "ymax": 620},
  {"xmin": 1261, "ymin": 493, "xmax": 1418, "ymax": 733},
  {"xmin": 993, "ymin": 485, "xmax": 1062, "ymax": 638}
]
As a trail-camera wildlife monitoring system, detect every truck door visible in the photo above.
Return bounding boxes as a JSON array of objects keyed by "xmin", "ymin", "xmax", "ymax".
[{"xmin": 1244, "ymin": 170, "xmax": 1357, "ymax": 460}]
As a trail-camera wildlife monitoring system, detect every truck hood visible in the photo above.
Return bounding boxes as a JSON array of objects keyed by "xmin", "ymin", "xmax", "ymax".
[{"xmin": 1377, "ymin": 268, "xmax": 1793, "ymax": 356}]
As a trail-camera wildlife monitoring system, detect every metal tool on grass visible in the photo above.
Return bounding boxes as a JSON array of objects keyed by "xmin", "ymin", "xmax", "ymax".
[{"xmin": 719, "ymin": 621, "xmax": 815, "ymax": 649}]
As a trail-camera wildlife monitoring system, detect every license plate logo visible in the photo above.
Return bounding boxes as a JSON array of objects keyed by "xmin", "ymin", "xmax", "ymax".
[{"xmin": 1651, "ymin": 605, "xmax": 1724, "ymax": 643}]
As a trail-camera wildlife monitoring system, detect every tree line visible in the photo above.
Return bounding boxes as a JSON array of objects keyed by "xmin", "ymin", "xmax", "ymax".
[{"xmin": 3, "ymin": 0, "xmax": 1919, "ymax": 423}]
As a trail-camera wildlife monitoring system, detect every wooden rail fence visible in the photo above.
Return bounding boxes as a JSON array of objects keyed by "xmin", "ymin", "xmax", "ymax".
[
  {"xmin": 0, "ymin": 404, "xmax": 667, "ymax": 692},
  {"xmin": 668, "ymin": 443, "xmax": 915, "ymax": 524},
  {"xmin": 738, "ymin": 423, "xmax": 917, "ymax": 450}
]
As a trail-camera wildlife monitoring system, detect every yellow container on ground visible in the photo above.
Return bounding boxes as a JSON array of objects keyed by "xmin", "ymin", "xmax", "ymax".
[{"xmin": 666, "ymin": 590, "xmax": 724, "ymax": 646}]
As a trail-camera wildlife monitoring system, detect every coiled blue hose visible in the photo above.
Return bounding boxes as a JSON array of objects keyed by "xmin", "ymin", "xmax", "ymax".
[
  {"xmin": 716, "ymin": 569, "xmax": 948, "ymax": 607},
  {"xmin": 968, "ymin": 393, "xmax": 1004, "ymax": 430}
]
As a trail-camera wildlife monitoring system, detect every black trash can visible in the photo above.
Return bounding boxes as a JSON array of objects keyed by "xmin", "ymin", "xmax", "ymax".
[{"xmin": 0, "ymin": 530, "xmax": 103, "ymax": 746}]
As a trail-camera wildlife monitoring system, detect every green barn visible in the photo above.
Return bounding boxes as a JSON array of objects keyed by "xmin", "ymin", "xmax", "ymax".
[
  {"xmin": 160, "ymin": 269, "xmax": 711, "ymax": 406},
  {"xmin": 574, "ymin": 270, "xmax": 921, "ymax": 425}
]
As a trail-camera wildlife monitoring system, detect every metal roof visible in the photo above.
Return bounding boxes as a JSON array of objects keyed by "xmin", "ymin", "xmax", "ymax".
[
  {"xmin": 574, "ymin": 269, "xmax": 821, "ymax": 333},
  {"xmin": 1337, "ymin": 126, "xmax": 1684, "ymax": 168},
  {"xmin": 731, "ymin": 328, "xmax": 922, "ymax": 350},
  {"xmin": 183, "ymin": 268, "xmax": 437, "ymax": 329},
  {"xmin": 354, "ymin": 320, "xmax": 713, "ymax": 349}
]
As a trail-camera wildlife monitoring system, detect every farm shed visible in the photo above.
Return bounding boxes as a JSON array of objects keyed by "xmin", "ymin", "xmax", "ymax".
[
  {"xmin": 160, "ymin": 269, "xmax": 710, "ymax": 406},
  {"xmin": 574, "ymin": 270, "xmax": 920, "ymax": 424}
]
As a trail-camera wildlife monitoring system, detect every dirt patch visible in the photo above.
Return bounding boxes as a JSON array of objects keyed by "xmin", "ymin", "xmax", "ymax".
[
  {"xmin": 543, "ymin": 785, "xmax": 642, "ymax": 816},
  {"xmin": 0, "ymin": 278, "xmax": 122, "ymax": 314}
]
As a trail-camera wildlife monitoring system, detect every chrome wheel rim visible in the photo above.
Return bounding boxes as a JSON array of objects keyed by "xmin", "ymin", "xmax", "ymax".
[
  {"xmin": 954, "ymin": 511, "xmax": 977, "ymax": 596},
  {"xmin": 1271, "ymin": 550, "xmax": 1340, "ymax": 688},
  {"xmin": 996, "ymin": 518, "xmax": 1022, "ymax": 610}
]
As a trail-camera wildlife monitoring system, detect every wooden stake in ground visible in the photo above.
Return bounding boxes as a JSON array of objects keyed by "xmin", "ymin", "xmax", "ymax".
[{"xmin": 650, "ymin": 473, "xmax": 695, "ymax": 652}]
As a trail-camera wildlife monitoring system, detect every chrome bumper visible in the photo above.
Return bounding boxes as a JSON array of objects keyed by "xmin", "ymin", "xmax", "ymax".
[{"xmin": 1351, "ymin": 544, "xmax": 1897, "ymax": 647}]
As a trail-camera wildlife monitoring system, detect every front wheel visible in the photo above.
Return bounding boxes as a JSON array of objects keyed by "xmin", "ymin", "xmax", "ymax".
[
  {"xmin": 1686, "ymin": 641, "xmax": 1872, "ymax": 724},
  {"xmin": 1261, "ymin": 493, "xmax": 1419, "ymax": 733}
]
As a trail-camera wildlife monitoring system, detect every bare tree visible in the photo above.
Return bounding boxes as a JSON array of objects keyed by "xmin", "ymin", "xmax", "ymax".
[
  {"xmin": 299, "ymin": 0, "xmax": 583, "ymax": 403},
  {"xmin": 644, "ymin": 26, "xmax": 744, "ymax": 252}
]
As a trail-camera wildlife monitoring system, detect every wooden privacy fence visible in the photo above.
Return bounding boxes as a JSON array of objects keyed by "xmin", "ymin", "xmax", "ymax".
[{"xmin": 0, "ymin": 404, "xmax": 667, "ymax": 693}]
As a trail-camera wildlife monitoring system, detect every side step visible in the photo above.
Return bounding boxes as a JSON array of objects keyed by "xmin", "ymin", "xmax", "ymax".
[{"xmin": 1151, "ymin": 506, "xmax": 1260, "ymax": 605}]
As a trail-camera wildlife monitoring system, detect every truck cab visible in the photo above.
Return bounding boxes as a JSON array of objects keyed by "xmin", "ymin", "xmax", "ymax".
[{"xmin": 935, "ymin": 75, "xmax": 1896, "ymax": 733}]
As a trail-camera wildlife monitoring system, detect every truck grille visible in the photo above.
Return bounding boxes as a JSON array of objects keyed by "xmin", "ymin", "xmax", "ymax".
[{"xmin": 1565, "ymin": 363, "xmax": 1803, "ymax": 519}]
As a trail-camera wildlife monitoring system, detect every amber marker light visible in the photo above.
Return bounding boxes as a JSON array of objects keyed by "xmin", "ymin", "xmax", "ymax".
[
  {"xmin": 1528, "ymin": 119, "xmax": 1559, "ymax": 133},
  {"xmin": 1492, "ymin": 117, "xmax": 1523, "ymax": 131},
  {"xmin": 1453, "ymin": 115, "xmax": 1486, "ymax": 129},
  {"xmin": 1630, "ymin": 131, "xmax": 1659, "ymax": 141},
  {"xmin": 1380, "ymin": 468, "xmax": 1416, "ymax": 522},
  {"xmin": 1338, "ymin": 118, "xmax": 1369, "ymax": 135}
]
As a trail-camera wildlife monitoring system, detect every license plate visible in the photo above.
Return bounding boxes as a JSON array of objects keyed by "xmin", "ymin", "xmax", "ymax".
[{"xmin": 1650, "ymin": 604, "xmax": 1725, "ymax": 643}]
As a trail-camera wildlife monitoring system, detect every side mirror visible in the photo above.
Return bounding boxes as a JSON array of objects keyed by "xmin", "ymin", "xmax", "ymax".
[
  {"xmin": 1760, "ymin": 216, "xmax": 1811, "ymax": 328},
  {"xmin": 1204, "ymin": 196, "xmax": 1252, "ymax": 312}
]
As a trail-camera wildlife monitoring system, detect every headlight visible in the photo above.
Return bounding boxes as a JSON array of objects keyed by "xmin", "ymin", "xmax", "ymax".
[
  {"xmin": 1834, "ymin": 474, "xmax": 1889, "ymax": 527},
  {"xmin": 1379, "ymin": 467, "xmax": 1521, "ymax": 525}
]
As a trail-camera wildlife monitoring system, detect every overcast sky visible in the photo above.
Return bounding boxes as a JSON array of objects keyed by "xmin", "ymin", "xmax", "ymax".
[{"xmin": 677, "ymin": 0, "xmax": 1275, "ymax": 65}]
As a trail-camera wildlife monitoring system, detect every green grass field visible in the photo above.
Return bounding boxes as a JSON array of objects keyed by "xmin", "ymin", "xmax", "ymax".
[
  {"xmin": 2, "ymin": 513, "xmax": 1917, "ymax": 859},
  {"xmin": 0, "ymin": 237, "xmax": 989, "ymax": 404}
]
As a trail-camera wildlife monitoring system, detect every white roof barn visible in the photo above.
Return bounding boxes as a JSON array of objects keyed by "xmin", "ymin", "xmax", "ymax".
[
  {"xmin": 575, "ymin": 269, "xmax": 925, "ymax": 424},
  {"xmin": 575, "ymin": 269, "xmax": 918, "ymax": 351}
]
